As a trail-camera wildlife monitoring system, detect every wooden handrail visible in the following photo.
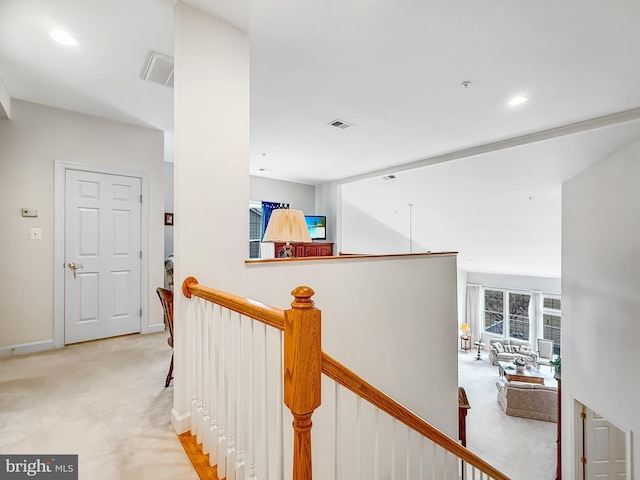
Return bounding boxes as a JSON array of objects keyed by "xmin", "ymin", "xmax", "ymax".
[
  {"xmin": 181, "ymin": 277, "xmax": 509, "ymax": 480},
  {"xmin": 321, "ymin": 353, "xmax": 510, "ymax": 480},
  {"xmin": 182, "ymin": 276, "xmax": 285, "ymax": 331}
]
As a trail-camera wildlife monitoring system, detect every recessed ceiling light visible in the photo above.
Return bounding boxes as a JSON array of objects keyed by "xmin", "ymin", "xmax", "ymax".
[
  {"xmin": 49, "ymin": 29, "xmax": 77, "ymax": 46},
  {"xmin": 507, "ymin": 95, "xmax": 528, "ymax": 106}
]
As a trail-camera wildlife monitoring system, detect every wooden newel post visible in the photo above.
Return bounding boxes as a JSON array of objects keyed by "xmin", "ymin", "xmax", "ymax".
[{"xmin": 284, "ymin": 286, "xmax": 321, "ymax": 480}]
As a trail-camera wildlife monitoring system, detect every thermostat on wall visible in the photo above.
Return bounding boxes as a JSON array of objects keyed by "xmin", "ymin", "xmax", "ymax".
[{"xmin": 22, "ymin": 208, "xmax": 38, "ymax": 217}]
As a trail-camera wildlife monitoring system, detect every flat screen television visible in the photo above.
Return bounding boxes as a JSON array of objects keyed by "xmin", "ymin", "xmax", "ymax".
[{"xmin": 305, "ymin": 215, "xmax": 326, "ymax": 240}]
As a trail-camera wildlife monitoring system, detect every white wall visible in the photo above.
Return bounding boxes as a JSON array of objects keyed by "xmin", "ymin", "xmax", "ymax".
[
  {"xmin": 0, "ymin": 100, "xmax": 165, "ymax": 350},
  {"xmin": 341, "ymin": 200, "xmax": 422, "ymax": 254},
  {"xmin": 173, "ymin": 2, "xmax": 458, "ymax": 452},
  {"xmin": 250, "ymin": 175, "xmax": 315, "ymax": 214},
  {"xmin": 562, "ymin": 136, "xmax": 640, "ymax": 479},
  {"xmin": 316, "ymin": 181, "xmax": 338, "ymax": 244},
  {"xmin": 466, "ymin": 272, "xmax": 561, "ymax": 294}
]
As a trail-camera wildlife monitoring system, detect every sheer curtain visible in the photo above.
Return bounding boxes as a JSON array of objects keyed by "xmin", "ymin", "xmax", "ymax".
[
  {"xmin": 465, "ymin": 284, "xmax": 482, "ymax": 343},
  {"xmin": 528, "ymin": 290, "xmax": 543, "ymax": 345}
]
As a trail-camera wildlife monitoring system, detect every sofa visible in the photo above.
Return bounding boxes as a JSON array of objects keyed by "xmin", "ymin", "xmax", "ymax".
[
  {"xmin": 488, "ymin": 338, "xmax": 537, "ymax": 366},
  {"xmin": 496, "ymin": 380, "xmax": 558, "ymax": 422}
]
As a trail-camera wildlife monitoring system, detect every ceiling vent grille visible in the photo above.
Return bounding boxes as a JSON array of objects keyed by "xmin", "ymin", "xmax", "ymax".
[
  {"xmin": 142, "ymin": 52, "xmax": 174, "ymax": 88},
  {"xmin": 328, "ymin": 119, "xmax": 353, "ymax": 129}
]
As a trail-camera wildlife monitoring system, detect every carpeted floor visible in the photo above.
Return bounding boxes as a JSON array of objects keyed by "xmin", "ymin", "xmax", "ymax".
[
  {"xmin": 0, "ymin": 333, "xmax": 557, "ymax": 480},
  {"xmin": 458, "ymin": 347, "xmax": 558, "ymax": 480},
  {"xmin": 0, "ymin": 332, "xmax": 197, "ymax": 480}
]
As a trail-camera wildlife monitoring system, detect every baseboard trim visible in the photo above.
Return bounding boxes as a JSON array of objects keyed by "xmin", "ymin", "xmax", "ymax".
[
  {"xmin": 146, "ymin": 323, "xmax": 166, "ymax": 334},
  {"xmin": 171, "ymin": 408, "xmax": 191, "ymax": 435},
  {"xmin": 0, "ymin": 340, "xmax": 54, "ymax": 358}
]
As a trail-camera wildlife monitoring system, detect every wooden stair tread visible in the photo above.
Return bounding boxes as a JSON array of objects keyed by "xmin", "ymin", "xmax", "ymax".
[{"xmin": 178, "ymin": 432, "xmax": 220, "ymax": 480}]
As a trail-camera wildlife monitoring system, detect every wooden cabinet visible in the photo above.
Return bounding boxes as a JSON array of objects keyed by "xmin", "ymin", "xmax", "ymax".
[{"xmin": 274, "ymin": 242, "xmax": 334, "ymax": 258}]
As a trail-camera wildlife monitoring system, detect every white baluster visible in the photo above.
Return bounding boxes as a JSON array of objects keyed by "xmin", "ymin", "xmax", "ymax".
[
  {"xmin": 246, "ymin": 319, "xmax": 256, "ymax": 480},
  {"xmin": 334, "ymin": 383, "xmax": 342, "ymax": 480},
  {"xmin": 418, "ymin": 435, "xmax": 424, "ymax": 480},
  {"xmin": 405, "ymin": 427, "xmax": 410, "ymax": 480},
  {"xmin": 274, "ymin": 330, "xmax": 284, "ymax": 479},
  {"xmin": 254, "ymin": 323, "xmax": 268, "ymax": 480},
  {"xmin": 430, "ymin": 440, "xmax": 436, "ymax": 480},
  {"xmin": 374, "ymin": 407, "xmax": 380, "ymax": 480},
  {"xmin": 216, "ymin": 306, "xmax": 227, "ymax": 476},
  {"xmin": 201, "ymin": 300, "xmax": 210, "ymax": 453},
  {"xmin": 190, "ymin": 298, "xmax": 199, "ymax": 438},
  {"xmin": 226, "ymin": 309, "xmax": 237, "ymax": 480},
  {"xmin": 391, "ymin": 418, "xmax": 397, "ymax": 480},
  {"xmin": 195, "ymin": 298, "xmax": 204, "ymax": 441},
  {"xmin": 355, "ymin": 396, "xmax": 362, "ymax": 480},
  {"xmin": 207, "ymin": 302, "xmax": 218, "ymax": 466},
  {"xmin": 234, "ymin": 313, "xmax": 245, "ymax": 479}
]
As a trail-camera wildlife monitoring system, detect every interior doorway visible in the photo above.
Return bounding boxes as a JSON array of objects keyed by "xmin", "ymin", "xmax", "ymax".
[
  {"xmin": 575, "ymin": 400, "xmax": 630, "ymax": 479},
  {"xmin": 54, "ymin": 162, "xmax": 150, "ymax": 348}
]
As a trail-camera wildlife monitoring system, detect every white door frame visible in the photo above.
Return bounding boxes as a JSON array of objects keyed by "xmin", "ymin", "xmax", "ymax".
[
  {"xmin": 573, "ymin": 397, "xmax": 634, "ymax": 480},
  {"xmin": 54, "ymin": 161, "xmax": 151, "ymax": 348}
]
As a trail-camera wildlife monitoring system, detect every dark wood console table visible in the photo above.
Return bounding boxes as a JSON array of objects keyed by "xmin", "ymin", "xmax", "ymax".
[{"xmin": 274, "ymin": 242, "xmax": 333, "ymax": 257}]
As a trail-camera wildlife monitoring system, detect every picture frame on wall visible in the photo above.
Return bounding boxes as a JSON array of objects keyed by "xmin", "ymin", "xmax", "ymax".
[{"xmin": 164, "ymin": 212, "xmax": 174, "ymax": 226}]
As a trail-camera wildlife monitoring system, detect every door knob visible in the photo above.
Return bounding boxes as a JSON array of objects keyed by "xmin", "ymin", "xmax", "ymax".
[{"xmin": 68, "ymin": 262, "xmax": 84, "ymax": 278}]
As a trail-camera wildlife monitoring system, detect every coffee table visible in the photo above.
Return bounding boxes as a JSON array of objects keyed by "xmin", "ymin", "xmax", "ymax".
[{"xmin": 498, "ymin": 361, "xmax": 545, "ymax": 385}]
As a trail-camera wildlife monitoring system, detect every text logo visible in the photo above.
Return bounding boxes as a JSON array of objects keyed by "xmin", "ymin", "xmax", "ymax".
[{"xmin": 0, "ymin": 455, "xmax": 77, "ymax": 479}]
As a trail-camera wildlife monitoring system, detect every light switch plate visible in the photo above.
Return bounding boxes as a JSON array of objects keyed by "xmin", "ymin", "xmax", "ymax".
[{"xmin": 22, "ymin": 209, "xmax": 38, "ymax": 217}]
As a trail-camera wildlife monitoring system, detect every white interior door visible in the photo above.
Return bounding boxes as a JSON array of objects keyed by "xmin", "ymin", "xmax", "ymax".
[
  {"xmin": 584, "ymin": 408, "xmax": 627, "ymax": 479},
  {"xmin": 65, "ymin": 169, "xmax": 141, "ymax": 344}
]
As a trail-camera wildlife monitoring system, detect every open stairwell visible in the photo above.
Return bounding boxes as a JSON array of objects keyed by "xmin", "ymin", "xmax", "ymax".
[{"xmin": 175, "ymin": 277, "xmax": 509, "ymax": 480}]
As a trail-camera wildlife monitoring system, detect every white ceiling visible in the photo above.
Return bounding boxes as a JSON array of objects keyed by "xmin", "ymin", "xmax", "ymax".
[{"xmin": 2, "ymin": 0, "xmax": 640, "ymax": 277}]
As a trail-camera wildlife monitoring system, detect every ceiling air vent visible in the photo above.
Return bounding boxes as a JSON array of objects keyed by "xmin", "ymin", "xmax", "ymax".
[
  {"xmin": 328, "ymin": 119, "xmax": 353, "ymax": 129},
  {"xmin": 142, "ymin": 52, "xmax": 174, "ymax": 88},
  {"xmin": 382, "ymin": 175, "xmax": 396, "ymax": 180}
]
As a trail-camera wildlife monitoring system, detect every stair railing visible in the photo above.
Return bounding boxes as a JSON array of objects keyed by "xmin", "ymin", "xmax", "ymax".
[{"xmin": 181, "ymin": 277, "xmax": 509, "ymax": 480}]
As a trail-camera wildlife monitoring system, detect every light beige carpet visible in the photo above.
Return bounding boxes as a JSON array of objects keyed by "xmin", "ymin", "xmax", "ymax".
[
  {"xmin": 459, "ymin": 348, "xmax": 558, "ymax": 480},
  {"xmin": 0, "ymin": 332, "xmax": 198, "ymax": 480}
]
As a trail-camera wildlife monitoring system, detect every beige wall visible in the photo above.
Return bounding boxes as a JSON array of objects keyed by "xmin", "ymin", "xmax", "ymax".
[
  {"xmin": 562, "ymin": 136, "xmax": 640, "ymax": 478},
  {"xmin": 0, "ymin": 100, "xmax": 165, "ymax": 351}
]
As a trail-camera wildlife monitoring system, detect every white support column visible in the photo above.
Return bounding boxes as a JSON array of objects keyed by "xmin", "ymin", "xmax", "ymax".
[{"xmin": 172, "ymin": 1, "xmax": 250, "ymax": 433}]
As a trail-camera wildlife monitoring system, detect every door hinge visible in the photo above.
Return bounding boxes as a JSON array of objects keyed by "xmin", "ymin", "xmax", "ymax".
[
  {"xmin": 580, "ymin": 411, "xmax": 587, "ymax": 419},
  {"xmin": 580, "ymin": 456, "xmax": 587, "ymax": 464},
  {"xmin": 139, "ymin": 250, "xmax": 142, "ymax": 259},
  {"xmin": 139, "ymin": 308, "xmax": 143, "ymax": 317},
  {"xmin": 140, "ymin": 194, "xmax": 143, "ymax": 203}
]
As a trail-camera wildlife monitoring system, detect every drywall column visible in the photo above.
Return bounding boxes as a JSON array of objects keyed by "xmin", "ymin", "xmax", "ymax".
[
  {"xmin": 562, "ymin": 137, "xmax": 640, "ymax": 479},
  {"xmin": 172, "ymin": 2, "xmax": 249, "ymax": 432}
]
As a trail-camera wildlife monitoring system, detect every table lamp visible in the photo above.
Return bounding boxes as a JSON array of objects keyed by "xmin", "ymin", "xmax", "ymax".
[
  {"xmin": 460, "ymin": 323, "xmax": 470, "ymax": 337},
  {"xmin": 263, "ymin": 209, "xmax": 312, "ymax": 258}
]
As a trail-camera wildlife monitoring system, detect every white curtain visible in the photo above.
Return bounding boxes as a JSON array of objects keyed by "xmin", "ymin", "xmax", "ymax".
[
  {"xmin": 528, "ymin": 290, "xmax": 543, "ymax": 345},
  {"xmin": 465, "ymin": 284, "xmax": 482, "ymax": 343}
]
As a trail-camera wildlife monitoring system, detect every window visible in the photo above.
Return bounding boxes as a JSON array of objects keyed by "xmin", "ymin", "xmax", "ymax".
[
  {"xmin": 542, "ymin": 296, "xmax": 561, "ymax": 355},
  {"xmin": 483, "ymin": 289, "xmax": 504, "ymax": 335},
  {"xmin": 508, "ymin": 293, "xmax": 530, "ymax": 340},
  {"xmin": 484, "ymin": 289, "xmax": 530, "ymax": 340},
  {"xmin": 248, "ymin": 204, "xmax": 262, "ymax": 259}
]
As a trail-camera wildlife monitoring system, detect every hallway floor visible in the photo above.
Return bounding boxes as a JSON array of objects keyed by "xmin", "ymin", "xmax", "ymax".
[{"xmin": 0, "ymin": 332, "xmax": 197, "ymax": 480}]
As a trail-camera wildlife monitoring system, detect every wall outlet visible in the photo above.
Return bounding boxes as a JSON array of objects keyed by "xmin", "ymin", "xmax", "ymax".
[{"xmin": 30, "ymin": 227, "xmax": 42, "ymax": 240}]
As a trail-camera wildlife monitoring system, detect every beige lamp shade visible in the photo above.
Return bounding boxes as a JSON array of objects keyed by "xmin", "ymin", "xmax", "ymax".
[{"xmin": 263, "ymin": 209, "xmax": 312, "ymax": 243}]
